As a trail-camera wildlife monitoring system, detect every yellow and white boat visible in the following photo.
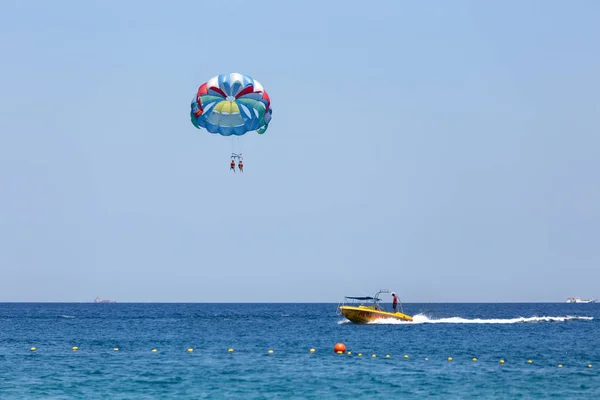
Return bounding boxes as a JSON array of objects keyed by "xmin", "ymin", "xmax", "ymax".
[{"xmin": 337, "ymin": 289, "xmax": 413, "ymax": 323}]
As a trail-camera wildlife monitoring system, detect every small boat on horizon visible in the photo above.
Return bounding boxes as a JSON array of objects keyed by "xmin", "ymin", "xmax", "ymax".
[
  {"xmin": 337, "ymin": 289, "xmax": 413, "ymax": 323},
  {"xmin": 567, "ymin": 297, "xmax": 597, "ymax": 304},
  {"xmin": 94, "ymin": 297, "xmax": 116, "ymax": 303}
]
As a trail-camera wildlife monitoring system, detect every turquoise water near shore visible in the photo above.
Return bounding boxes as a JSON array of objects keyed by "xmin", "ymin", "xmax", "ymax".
[{"xmin": 1, "ymin": 302, "xmax": 598, "ymax": 398}]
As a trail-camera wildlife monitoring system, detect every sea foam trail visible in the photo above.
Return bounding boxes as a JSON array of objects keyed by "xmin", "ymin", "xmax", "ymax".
[{"xmin": 338, "ymin": 315, "xmax": 594, "ymax": 325}]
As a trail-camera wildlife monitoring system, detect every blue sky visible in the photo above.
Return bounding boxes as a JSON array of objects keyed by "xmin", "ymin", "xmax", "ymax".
[{"xmin": 1, "ymin": 0, "xmax": 598, "ymax": 302}]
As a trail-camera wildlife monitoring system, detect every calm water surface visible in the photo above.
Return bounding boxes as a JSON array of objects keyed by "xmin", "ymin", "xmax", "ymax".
[{"xmin": 0, "ymin": 303, "xmax": 598, "ymax": 399}]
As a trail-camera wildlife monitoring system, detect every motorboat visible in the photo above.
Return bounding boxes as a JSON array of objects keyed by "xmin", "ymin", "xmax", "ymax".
[
  {"xmin": 337, "ymin": 289, "xmax": 413, "ymax": 323},
  {"xmin": 567, "ymin": 297, "xmax": 597, "ymax": 304},
  {"xmin": 94, "ymin": 296, "xmax": 116, "ymax": 303}
]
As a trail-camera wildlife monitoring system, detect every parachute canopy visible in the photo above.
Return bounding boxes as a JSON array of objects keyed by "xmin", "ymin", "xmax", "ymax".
[{"xmin": 190, "ymin": 72, "xmax": 272, "ymax": 137}]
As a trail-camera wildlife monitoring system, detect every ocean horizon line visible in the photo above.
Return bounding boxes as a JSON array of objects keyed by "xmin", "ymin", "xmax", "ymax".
[{"xmin": 0, "ymin": 300, "xmax": 586, "ymax": 304}]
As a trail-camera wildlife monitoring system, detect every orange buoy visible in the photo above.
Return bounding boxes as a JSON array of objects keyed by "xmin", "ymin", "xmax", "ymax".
[{"xmin": 334, "ymin": 343, "xmax": 346, "ymax": 353}]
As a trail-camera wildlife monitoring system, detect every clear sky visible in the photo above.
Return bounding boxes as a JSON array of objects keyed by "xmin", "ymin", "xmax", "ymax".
[{"xmin": 1, "ymin": 0, "xmax": 598, "ymax": 302}]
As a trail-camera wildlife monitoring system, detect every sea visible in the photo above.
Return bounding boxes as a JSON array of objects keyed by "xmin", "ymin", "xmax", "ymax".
[{"xmin": 0, "ymin": 302, "xmax": 598, "ymax": 399}]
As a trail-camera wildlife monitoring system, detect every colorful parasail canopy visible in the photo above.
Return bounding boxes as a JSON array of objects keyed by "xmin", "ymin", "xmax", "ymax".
[{"xmin": 190, "ymin": 72, "xmax": 272, "ymax": 137}]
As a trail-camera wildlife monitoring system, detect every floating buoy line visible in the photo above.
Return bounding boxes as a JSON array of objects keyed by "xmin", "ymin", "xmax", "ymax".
[{"xmin": 24, "ymin": 344, "xmax": 594, "ymax": 368}]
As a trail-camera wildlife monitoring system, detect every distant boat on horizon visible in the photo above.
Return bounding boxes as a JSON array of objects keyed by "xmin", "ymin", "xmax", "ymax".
[
  {"xmin": 567, "ymin": 297, "xmax": 597, "ymax": 304},
  {"xmin": 94, "ymin": 297, "xmax": 116, "ymax": 303}
]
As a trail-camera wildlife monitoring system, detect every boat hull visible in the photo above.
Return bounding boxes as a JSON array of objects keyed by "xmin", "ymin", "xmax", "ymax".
[{"xmin": 339, "ymin": 306, "xmax": 413, "ymax": 323}]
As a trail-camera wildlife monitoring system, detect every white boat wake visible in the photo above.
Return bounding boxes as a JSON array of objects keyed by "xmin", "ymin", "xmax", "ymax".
[{"xmin": 338, "ymin": 314, "xmax": 594, "ymax": 325}]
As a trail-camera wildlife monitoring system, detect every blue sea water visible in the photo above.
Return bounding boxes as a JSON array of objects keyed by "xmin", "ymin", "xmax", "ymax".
[{"xmin": 0, "ymin": 302, "xmax": 599, "ymax": 399}]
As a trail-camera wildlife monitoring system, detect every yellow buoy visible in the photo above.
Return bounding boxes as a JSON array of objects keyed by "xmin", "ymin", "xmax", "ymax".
[
  {"xmin": 347, "ymin": 351, "xmax": 351, "ymax": 355},
  {"xmin": 425, "ymin": 357, "xmax": 429, "ymax": 361},
  {"xmin": 527, "ymin": 360, "xmax": 532, "ymax": 364},
  {"xmin": 72, "ymin": 346, "xmax": 78, "ymax": 351},
  {"xmin": 386, "ymin": 354, "xmax": 390, "ymax": 358},
  {"xmin": 448, "ymin": 357, "xmax": 453, "ymax": 361},
  {"xmin": 151, "ymin": 349, "xmax": 157, "ymax": 353},
  {"xmin": 404, "ymin": 355, "xmax": 408, "ymax": 359},
  {"xmin": 309, "ymin": 348, "xmax": 315, "ymax": 353},
  {"xmin": 336, "ymin": 351, "xmax": 343, "ymax": 354},
  {"xmin": 30, "ymin": 347, "xmax": 36, "ymax": 351},
  {"xmin": 558, "ymin": 364, "xmax": 563, "ymax": 368},
  {"xmin": 268, "ymin": 349, "xmax": 274, "ymax": 354},
  {"xmin": 187, "ymin": 348, "xmax": 193, "ymax": 353},
  {"xmin": 228, "ymin": 348, "xmax": 234, "ymax": 352},
  {"xmin": 358, "ymin": 353, "xmax": 363, "ymax": 357},
  {"xmin": 500, "ymin": 359, "xmax": 505, "ymax": 364},
  {"xmin": 588, "ymin": 364, "xmax": 592, "ymax": 368},
  {"xmin": 472, "ymin": 358, "xmax": 477, "ymax": 362},
  {"xmin": 113, "ymin": 348, "xmax": 119, "ymax": 351},
  {"xmin": 372, "ymin": 354, "xmax": 376, "ymax": 358}
]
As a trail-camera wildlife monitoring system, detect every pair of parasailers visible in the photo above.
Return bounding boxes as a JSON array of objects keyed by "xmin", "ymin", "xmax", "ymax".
[{"xmin": 230, "ymin": 159, "xmax": 243, "ymax": 173}]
